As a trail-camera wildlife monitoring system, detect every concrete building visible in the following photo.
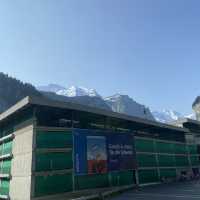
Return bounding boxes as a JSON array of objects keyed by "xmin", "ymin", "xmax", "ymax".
[{"xmin": 0, "ymin": 96, "xmax": 199, "ymax": 200}]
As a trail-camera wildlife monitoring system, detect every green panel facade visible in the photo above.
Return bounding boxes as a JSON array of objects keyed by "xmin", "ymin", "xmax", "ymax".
[
  {"xmin": 32, "ymin": 130, "xmax": 200, "ymax": 196},
  {"xmin": 135, "ymin": 138, "xmax": 155, "ymax": 153},
  {"xmin": 188, "ymin": 145, "xmax": 198, "ymax": 154},
  {"xmin": 110, "ymin": 170, "xmax": 135, "ymax": 186},
  {"xmin": 137, "ymin": 154, "xmax": 157, "ymax": 167},
  {"xmin": 175, "ymin": 155, "xmax": 189, "ymax": 167},
  {"xmin": 158, "ymin": 155, "xmax": 175, "ymax": 167},
  {"xmin": 134, "ymin": 136, "xmax": 200, "ymax": 185},
  {"xmin": 0, "ymin": 179, "xmax": 10, "ymax": 196},
  {"xmin": 75, "ymin": 174, "xmax": 109, "ymax": 190},
  {"xmin": 0, "ymin": 143, "xmax": 2, "ymax": 155},
  {"xmin": 174, "ymin": 144, "xmax": 187, "ymax": 154},
  {"xmin": 36, "ymin": 130, "xmax": 72, "ymax": 148},
  {"xmin": 156, "ymin": 141, "xmax": 174, "ymax": 154},
  {"xmin": 160, "ymin": 168, "xmax": 176, "ymax": 178},
  {"xmin": 0, "ymin": 159, "xmax": 11, "ymax": 174},
  {"xmin": 34, "ymin": 173, "xmax": 73, "ymax": 197},
  {"xmin": 0, "ymin": 138, "xmax": 13, "ymax": 198},
  {"xmin": 35, "ymin": 151, "xmax": 73, "ymax": 172},
  {"xmin": 34, "ymin": 130, "xmax": 73, "ymax": 197},
  {"xmin": 190, "ymin": 156, "xmax": 200, "ymax": 166},
  {"xmin": 138, "ymin": 169, "xmax": 159, "ymax": 184},
  {"xmin": 0, "ymin": 140, "xmax": 13, "ymax": 156}
]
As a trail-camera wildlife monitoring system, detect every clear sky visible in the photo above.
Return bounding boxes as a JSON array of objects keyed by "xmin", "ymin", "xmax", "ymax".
[{"xmin": 0, "ymin": 0, "xmax": 199, "ymax": 114}]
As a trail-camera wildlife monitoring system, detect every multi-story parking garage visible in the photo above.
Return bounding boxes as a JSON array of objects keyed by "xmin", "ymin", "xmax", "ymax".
[{"xmin": 0, "ymin": 96, "xmax": 199, "ymax": 200}]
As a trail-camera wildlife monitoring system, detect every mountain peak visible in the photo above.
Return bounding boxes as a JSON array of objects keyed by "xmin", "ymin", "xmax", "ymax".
[
  {"xmin": 37, "ymin": 84, "xmax": 65, "ymax": 93},
  {"xmin": 152, "ymin": 109, "xmax": 196, "ymax": 123},
  {"xmin": 105, "ymin": 93, "xmax": 155, "ymax": 121},
  {"xmin": 38, "ymin": 84, "xmax": 101, "ymax": 98},
  {"xmin": 57, "ymin": 86, "xmax": 101, "ymax": 97},
  {"xmin": 104, "ymin": 93, "xmax": 134, "ymax": 102}
]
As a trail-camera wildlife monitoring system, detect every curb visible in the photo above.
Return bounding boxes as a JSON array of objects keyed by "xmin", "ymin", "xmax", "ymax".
[{"xmin": 71, "ymin": 184, "xmax": 136, "ymax": 200}]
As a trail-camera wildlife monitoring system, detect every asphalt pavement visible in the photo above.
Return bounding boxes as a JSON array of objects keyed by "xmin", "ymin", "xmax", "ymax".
[{"xmin": 112, "ymin": 181, "xmax": 200, "ymax": 200}]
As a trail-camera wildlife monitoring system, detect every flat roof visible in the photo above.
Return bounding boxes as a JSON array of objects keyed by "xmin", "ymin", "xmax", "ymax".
[{"xmin": 0, "ymin": 96, "xmax": 188, "ymax": 133}]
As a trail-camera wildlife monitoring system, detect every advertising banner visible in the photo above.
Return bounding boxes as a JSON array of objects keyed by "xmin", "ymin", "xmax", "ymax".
[
  {"xmin": 74, "ymin": 131, "xmax": 87, "ymax": 175},
  {"xmin": 107, "ymin": 133, "xmax": 136, "ymax": 171},
  {"xmin": 73, "ymin": 129, "xmax": 136, "ymax": 175}
]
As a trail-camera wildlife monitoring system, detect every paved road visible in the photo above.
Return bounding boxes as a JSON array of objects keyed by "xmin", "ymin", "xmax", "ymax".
[{"xmin": 112, "ymin": 181, "xmax": 200, "ymax": 200}]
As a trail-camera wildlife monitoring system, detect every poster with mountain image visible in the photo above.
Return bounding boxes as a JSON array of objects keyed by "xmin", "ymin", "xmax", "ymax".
[{"xmin": 87, "ymin": 136, "xmax": 107, "ymax": 174}]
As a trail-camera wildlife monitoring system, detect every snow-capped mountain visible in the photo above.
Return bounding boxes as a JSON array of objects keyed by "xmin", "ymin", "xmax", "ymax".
[
  {"xmin": 37, "ymin": 84, "xmax": 66, "ymax": 93},
  {"xmin": 152, "ymin": 110, "xmax": 196, "ymax": 123},
  {"xmin": 57, "ymin": 86, "xmax": 100, "ymax": 97},
  {"xmin": 104, "ymin": 94, "xmax": 155, "ymax": 120},
  {"xmin": 37, "ymin": 85, "xmax": 100, "ymax": 98},
  {"xmin": 185, "ymin": 113, "xmax": 196, "ymax": 120},
  {"xmin": 152, "ymin": 110, "xmax": 183, "ymax": 123},
  {"xmin": 37, "ymin": 84, "xmax": 155, "ymax": 121},
  {"xmin": 38, "ymin": 84, "xmax": 195, "ymax": 123}
]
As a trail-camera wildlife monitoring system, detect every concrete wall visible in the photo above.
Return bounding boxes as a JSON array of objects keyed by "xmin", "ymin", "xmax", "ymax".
[{"xmin": 9, "ymin": 121, "xmax": 35, "ymax": 200}]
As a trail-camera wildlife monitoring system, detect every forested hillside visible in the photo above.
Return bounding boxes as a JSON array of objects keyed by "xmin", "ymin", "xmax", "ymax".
[{"xmin": 0, "ymin": 73, "xmax": 41, "ymax": 112}]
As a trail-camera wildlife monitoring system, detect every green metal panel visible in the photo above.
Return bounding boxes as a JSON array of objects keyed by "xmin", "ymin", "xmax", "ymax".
[
  {"xmin": 0, "ymin": 143, "xmax": 3, "ymax": 156},
  {"xmin": 135, "ymin": 138, "xmax": 155, "ymax": 153},
  {"xmin": 0, "ymin": 159, "xmax": 11, "ymax": 174},
  {"xmin": 175, "ymin": 155, "xmax": 189, "ymax": 167},
  {"xmin": 116, "ymin": 170, "xmax": 135, "ymax": 186},
  {"xmin": 174, "ymin": 143, "xmax": 187, "ymax": 154},
  {"xmin": 36, "ymin": 131, "xmax": 72, "ymax": 148},
  {"xmin": 110, "ymin": 171, "xmax": 135, "ymax": 186},
  {"xmin": 75, "ymin": 174, "xmax": 109, "ymax": 190},
  {"xmin": 160, "ymin": 168, "xmax": 176, "ymax": 179},
  {"xmin": 188, "ymin": 145, "xmax": 198, "ymax": 154},
  {"xmin": 35, "ymin": 151, "xmax": 73, "ymax": 172},
  {"xmin": 110, "ymin": 172, "xmax": 119, "ymax": 187},
  {"xmin": 138, "ymin": 169, "xmax": 159, "ymax": 184},
  {"xmin": 158, "ymin": 155, "xmax": 175, "ymax": 167},
  {"xmin": 34, "ymin": 173, "xmax": 73, "ymax": 197},
  {"xmin": 156, "ymin": 141, "xmax": 174, "ymax": 154},
  {"xmin": 0, "ymin": 179, "xmax": 9, "ymax": 196},
  {"xmin": 2, "ymin": 141, "xmax": 12, "ymax": 155},
  {"xmin": 137, "ymin": 154, "xmax": 157, "ymax": 167},
  {"xmin": 190, "ymin": 156, "xmax": 200, "ymax": 166}
]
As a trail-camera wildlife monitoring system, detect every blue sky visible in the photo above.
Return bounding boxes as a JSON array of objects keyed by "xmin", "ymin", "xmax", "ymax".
[{"xmin": 0, "ymin": 0, "xmax": 199, "ymax": 114}]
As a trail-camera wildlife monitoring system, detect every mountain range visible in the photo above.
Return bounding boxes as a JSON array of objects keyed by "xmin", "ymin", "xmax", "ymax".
[
  {"xmin": 0, "ymin": 73, "xmax": 194, "ymax": 124},
  {"xmin": 152, "ymin": 110, "xmax": 195, "ymax": 123},
  {"xmin": 37, "ymin": 84, "xmax": 154, "ymax": 120},
  {"xmin": 38, "ymin": 84, "xmax": 100, "ymax": 97},
  {"xmin": 37, "ymin": 84, "xmax": 195, "ymax": 123}
]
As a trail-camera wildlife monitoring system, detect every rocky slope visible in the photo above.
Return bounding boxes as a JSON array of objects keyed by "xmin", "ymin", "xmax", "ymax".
[
  {"xmin": 38, "ymin": 85, "xmax": 155, "ymax": 121},
  {"xmin": 152, "ymin": 110, "xmax": 195, "ymax": 123},
  {"xmin": 192, "ymin": 96, "xmax": 200, "ymax": 120},
  {"xmin": 104, "ymin": 94, "xmax": 154, "ymax": 120}
]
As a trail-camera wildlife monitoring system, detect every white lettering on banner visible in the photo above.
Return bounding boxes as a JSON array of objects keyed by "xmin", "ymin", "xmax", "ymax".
[{"xmin": 108, "ymin": 144, "xmax": 133, "ymax": 156}]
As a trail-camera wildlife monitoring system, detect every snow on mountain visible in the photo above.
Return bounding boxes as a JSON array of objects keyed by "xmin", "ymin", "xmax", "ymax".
[
  {"xmin": 38, "ymin": 84, "xmax": 196, "ymax": 124},
  {"xmin": 37, "ymin": 84, "xmax": 66, "ymax": 93},
  {"xmin": 38, "ymin": 85, "xmax": 101, "ymax": 97},
  {"xmin": 185, "ymin": 113, "xmax": 196, "ymax": 120},
  {"xmin": 152, "ymin": 110, "xmax": 183, "ymax": 123},
  {"xmin": 57, "ymin": 86, "xmax": 101, "ymax": 97},
  {"xmin": 152, "ymin": 109, "xmax": 196, "ymax": 123},
  {"xmin": 105, "ymin": 94, "xmax": 155, "ymax": 121}
]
